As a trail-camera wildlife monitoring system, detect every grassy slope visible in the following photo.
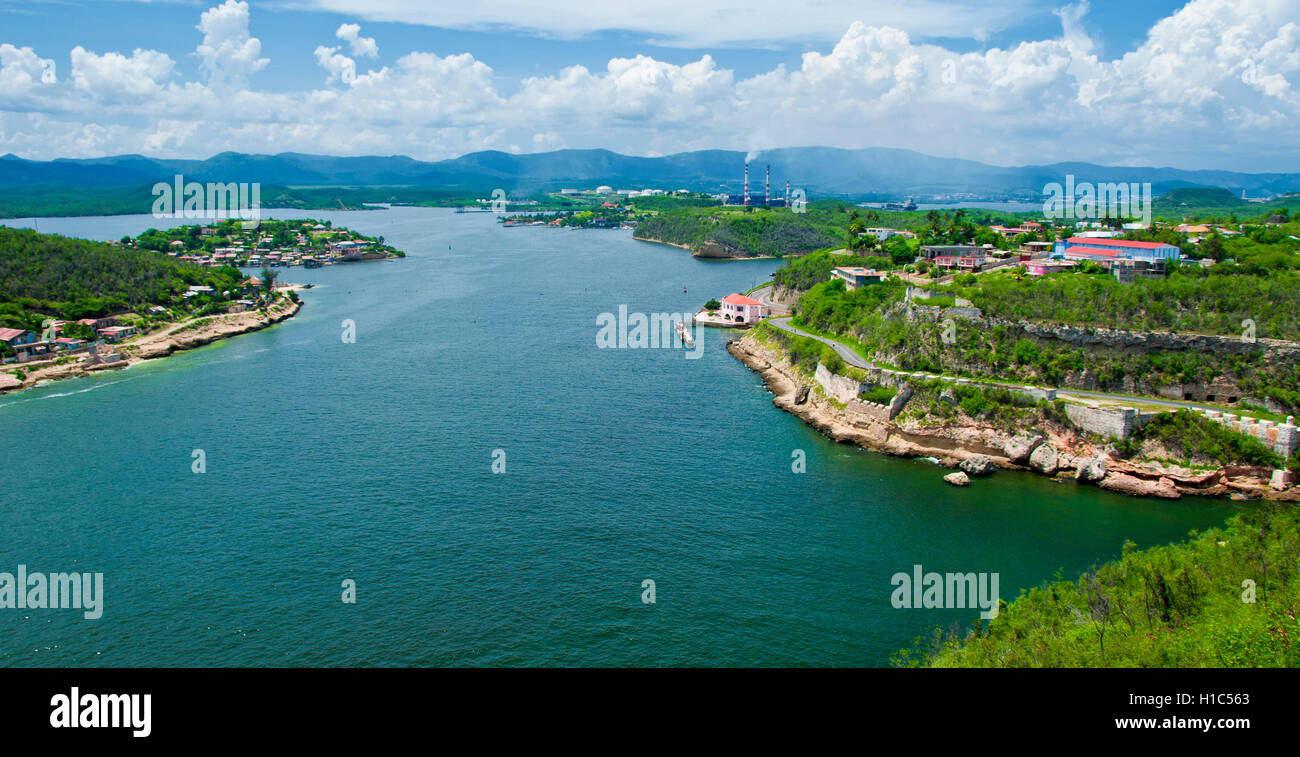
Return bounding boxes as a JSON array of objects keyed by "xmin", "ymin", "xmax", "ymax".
[
  {"xmin": 633, "ymin": 204, "xmax": 844, "ymax": 257},
  {"xmin": 908, "ymin": 504, "xmax": 1300, "ymax": 668}
]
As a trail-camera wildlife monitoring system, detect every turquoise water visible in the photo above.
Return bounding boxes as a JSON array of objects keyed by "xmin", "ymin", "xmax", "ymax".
[{"xmin": 0, "ymin": 208, "xmax": 1239, "ymax": 666}]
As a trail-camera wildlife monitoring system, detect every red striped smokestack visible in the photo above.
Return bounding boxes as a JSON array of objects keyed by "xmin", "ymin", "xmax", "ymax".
[
  {"xmin": 744, "ymin": 163, "xmax": 749, "ymax": 207},
  {"xmin": 765, "ymin": 165, "xmax": 770, "ymax": 206}
]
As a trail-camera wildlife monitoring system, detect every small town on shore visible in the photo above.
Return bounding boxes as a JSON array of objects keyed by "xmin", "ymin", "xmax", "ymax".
[
  {"xmin": 0, "ymin": 277, "xmax": 302, "ymax": 394},
  {"xmin": 0, "ymin": 219, "xmax": 402, "ymax": 394},
  {"xmin": 120, "ymin": 218, "xmax": 405, "ymax": 268}
]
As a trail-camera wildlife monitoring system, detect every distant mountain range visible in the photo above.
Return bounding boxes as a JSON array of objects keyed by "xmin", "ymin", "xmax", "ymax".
[{"xmin": 3, "ymin": 147, "xmax": 1300, "ymax": 200}]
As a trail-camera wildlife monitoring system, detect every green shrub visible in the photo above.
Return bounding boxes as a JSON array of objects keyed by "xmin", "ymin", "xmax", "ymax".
[
  {"xmin": 861, "ymin": 385, "xmax": 897, "ymax": 404},
  {"xmin": 959, "ymin": 393, "xmax": 989, "ymax": 417}
]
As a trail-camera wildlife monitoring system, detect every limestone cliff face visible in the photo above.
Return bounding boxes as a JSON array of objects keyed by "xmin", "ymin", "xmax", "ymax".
[
  {"xmin": 730, "ymin": 333, "xmax": 1063, "ymax": 467},
  {"xmin": 692, "ymin": 240, "xmax": 753, "ymax": 259},
  {"xmin": 1009, "ymin": 319, "xmax": 1300, "ymax": 360},
  {"xmin": 771, "ymin": 286, "xmax": 802, "ymax": 306},
  {"xmin": 898, "ymin": 301, "xmax": 1299, "ymax": 360},
  {"xmin": 728, "ymin": 331, "xmax": 1295, "ymax": 501},
  {"xmin": 632, "ymin": 233, "xmax": 755, "ymax": 259}
]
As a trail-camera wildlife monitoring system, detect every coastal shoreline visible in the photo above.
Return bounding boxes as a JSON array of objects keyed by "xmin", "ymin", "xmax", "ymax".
[
  {"xmin": 631, "ymin": 234, "xmax": 778, "ymax": 260},
  {"xmin": 1, "ymin": 295, "xmax": 302, "ymax": 397},
  {"xmin": 631, "ymin": 235, "xmax": 693, "ymax": 252},
  {"xmin": 728, "ymin": 332, "xmax": 1297, "ymax": 502}
]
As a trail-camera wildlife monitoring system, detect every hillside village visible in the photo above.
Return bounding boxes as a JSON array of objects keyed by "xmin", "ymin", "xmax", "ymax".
[{"xmin": 686, "ymin": 203, "xmax": 1300, "ymax": 499}]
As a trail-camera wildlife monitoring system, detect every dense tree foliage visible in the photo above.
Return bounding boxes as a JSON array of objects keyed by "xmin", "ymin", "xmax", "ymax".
[
  {"xmin": 772, "ymin": 250, "xmax": 839, "ymax": 290},
  {"xmin": 0, "ymin": 226, "xmax": 241, "ymax": 329},
  {"xmin": 634, "ymin": 206, "xmax": 842, "ymax": 257},
  {"xmin": 964, "ymin": 263, "xmax": 1300, "ymax": 340},
  {"xmin": 624, "ymin": 195, "xmax": 721, "ymax": 211}
]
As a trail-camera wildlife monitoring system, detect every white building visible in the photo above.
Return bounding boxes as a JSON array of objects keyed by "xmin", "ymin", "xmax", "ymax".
[{"xmin": 861, "ymin": 228, "xmax": 903, "ymax": 242}]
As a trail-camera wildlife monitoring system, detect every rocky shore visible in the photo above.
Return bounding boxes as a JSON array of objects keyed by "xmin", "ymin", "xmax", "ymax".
[
  {"xmin": 631, "ymin": 234, "xmax": 775, "ymax": 260},
  {"xmin": 728, "ymin": 332, "xmax": 1297, "ymax": 502},
  {"xmin": 630, "ymin": 234, "xmax": 693, "ymax": 252},
  {"xmin": 1, "ymin": 296, "xmax": 301, "ymax": 397}
]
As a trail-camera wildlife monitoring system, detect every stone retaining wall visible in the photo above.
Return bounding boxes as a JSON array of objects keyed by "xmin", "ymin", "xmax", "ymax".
[
  {"xmin": 1064, "ymin": 404, "xmax": 1154, "ymax": 439},
  {"xmin": 1197, "ymin": 409, "xmax": 1299, "ymax": 457},
  {"xmin": 814, "ymin": 362, "xmax": 864, "ymax": 404}
]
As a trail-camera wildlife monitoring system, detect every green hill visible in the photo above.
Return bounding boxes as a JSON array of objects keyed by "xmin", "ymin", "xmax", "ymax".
[
  {"xmin": 1154, "ymin": 187, "xmax": 1297, "ymax": 219},
  {"xmin": 1157, "ymin": 187, "xmax": 1249, "ymax": 208},
  {"xmin": 633, "ymin": 204, "xmax": 844, "ymax": 258},
  {"xmin": 0, "ymin": 226, "xmax": 242, "ymax": 330}
]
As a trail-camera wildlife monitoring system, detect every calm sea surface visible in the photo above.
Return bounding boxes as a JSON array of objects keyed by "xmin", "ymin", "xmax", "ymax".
[{"xmin": 0, "ymin": 207, "xmax": 1238, "ymax": 666}]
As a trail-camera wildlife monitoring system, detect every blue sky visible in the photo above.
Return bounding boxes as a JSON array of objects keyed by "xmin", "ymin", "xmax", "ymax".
[{"xmin": 1, "ymin": 0, "xmax": 1297, "ymax": 171}]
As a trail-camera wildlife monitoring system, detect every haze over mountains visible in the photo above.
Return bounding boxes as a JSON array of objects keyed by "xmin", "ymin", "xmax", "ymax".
[{"xmin": 3, "ymin": 147, "xmax": 1299, "ymax": 200}]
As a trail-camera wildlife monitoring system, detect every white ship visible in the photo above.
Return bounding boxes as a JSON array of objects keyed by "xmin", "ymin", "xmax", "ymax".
[{"xmin": 674, "ymin": 321, "xmax": 695, "ymax": 347}]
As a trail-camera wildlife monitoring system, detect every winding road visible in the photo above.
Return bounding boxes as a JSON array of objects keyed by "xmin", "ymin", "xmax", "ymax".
[
  {"xmin": 749, "ymin": 282, "xmax": 790, "ymax": 316},
  {"xmin": 762, "ymin": 315, "xmax": 1231, "ymax": 414},
  {"xmin": 766, "ymin": 316, "xmax": 871, "ymax": 370}
]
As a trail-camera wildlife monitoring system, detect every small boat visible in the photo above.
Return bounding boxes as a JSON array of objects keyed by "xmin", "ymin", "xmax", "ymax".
[
  {"xmin": 674, "ymin": 321, "xmax": 695, "ymax": 347},
  {"xmin": 682, "ymin": 284, "xmax": 687, "ymax": 293}
]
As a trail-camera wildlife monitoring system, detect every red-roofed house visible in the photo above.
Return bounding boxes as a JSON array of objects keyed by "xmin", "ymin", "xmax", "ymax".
[
  {"xmin": 1060, "ymin": 236, "xmax": 1180, "ymax": 261},
  {"xmin": 720, "ymin": 293, "xmax": 767, "ymax": 324},
  {"xmin": 77, "ymin": 316, "xmax": 119, "ymax": 330}
]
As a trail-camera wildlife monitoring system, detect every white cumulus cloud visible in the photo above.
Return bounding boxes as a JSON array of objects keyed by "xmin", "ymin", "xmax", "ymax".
[
  {"xmin": 70, "ymin": 47, "xmax": 175, "ymax": 102},
  {"xmin": 1, "ymin": 0, "xmax": 1298, "ymax": 172},
  {"xmin": 336, "ymin": 23, "xmax": 379, "ymax": 58},
  {"xmin": 196, "ymin": 0, "xmax": 269, "ymax": 90},
  {"xmin": 0, "ymin": 44, "xmax": 57, "ymax": 103},
  {"xmin": 314, "ymin": 46, "xmax": 357, "ymax": 85}
]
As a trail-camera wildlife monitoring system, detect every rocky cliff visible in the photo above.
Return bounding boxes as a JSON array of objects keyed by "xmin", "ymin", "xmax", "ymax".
[{"xmin": 728, "ymin": 331, "xmax": 1296, "ymax": 501}]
